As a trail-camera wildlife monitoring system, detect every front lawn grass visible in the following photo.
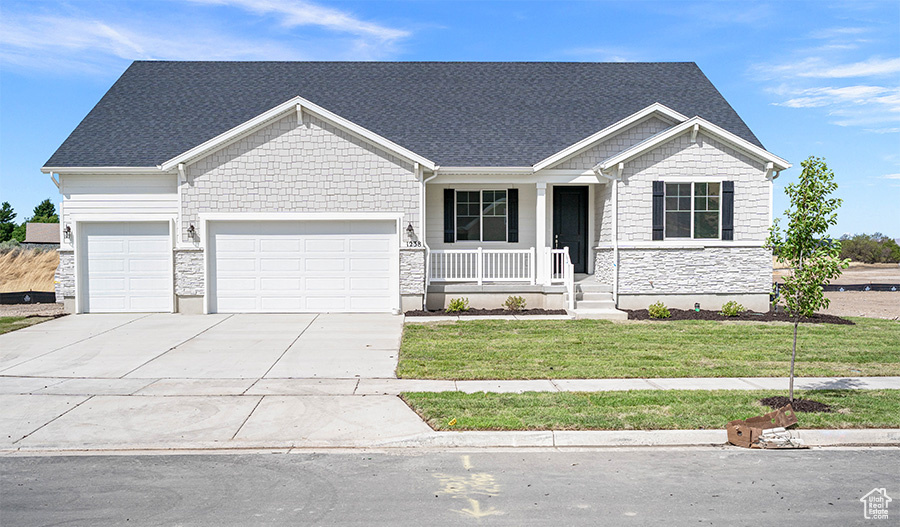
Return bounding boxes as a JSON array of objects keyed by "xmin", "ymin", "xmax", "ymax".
[
  {"xmin": 398, "ymin": 318, "xmax": 900, "ymax": 379},
  {"xmin": 0, "ymin": 316, "xmax": 54, "ymax": 335},
  {"xmin": 401, "ymin": 389, "xmax": 900, "ymax": 431}
]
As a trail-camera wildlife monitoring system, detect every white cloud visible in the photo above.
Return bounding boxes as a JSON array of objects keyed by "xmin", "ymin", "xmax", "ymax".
[
  {"xmin": 187, "ymin": 0, "xmax": 409, "ymax": 42},
  {"xmin": 880, "ymin": 173, "xmax": 900, "ymax": 180},
  {"xmin": 865, "ymin": 127, "xmax": 900, "ymax": 134},
  {"xmin": 773, "ymin": 85, "xmax": 898, "ymax": 109},
  {"xmin": 0, "ymin": 1, "xmax": 411, "ymax": 74},
  {"xmin": 800, "ymin": 57, "xmax": 900, "ymax": 78}
]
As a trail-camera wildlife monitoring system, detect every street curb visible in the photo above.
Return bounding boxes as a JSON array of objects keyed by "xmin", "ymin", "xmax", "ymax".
[{"xmin": 2, "ymin": 429, "xmax": 897, "ymax": 455}]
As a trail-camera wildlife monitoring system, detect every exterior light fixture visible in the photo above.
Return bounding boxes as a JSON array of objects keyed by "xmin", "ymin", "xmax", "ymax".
[
  {"xmin": 406, "ymin": 223, "xmax": 415, "ymax": 237},
  {"xmin": 187, "ymin": 224, "xmax": 196, "ymax": 238},
  {"xmin": 63, "ymin": 225, "xmax": 72, "ymax": 242}
]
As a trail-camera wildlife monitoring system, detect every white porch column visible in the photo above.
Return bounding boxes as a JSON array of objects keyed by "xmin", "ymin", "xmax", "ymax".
[{"xmin": 535, "ymin": 182, "xmax": 548, "ymax": 285}]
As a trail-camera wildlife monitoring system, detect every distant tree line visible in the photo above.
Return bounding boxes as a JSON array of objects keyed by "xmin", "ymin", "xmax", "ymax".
[
  {"xmin": 839, "ymin": 233, "xmax": 900, "ymax": 263},
  {"xmin": 0, "ymin": 199, "xmax": 59, "ymax": 244}
]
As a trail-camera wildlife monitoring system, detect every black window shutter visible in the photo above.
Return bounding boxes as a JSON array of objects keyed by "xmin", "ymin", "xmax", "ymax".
[
  {"xmin": 507, "ymin": 188, "xmax": 519, "ymax": 243},
  {"xmin": 443, "ymin": 189, "xmax": 455, "ymax": 243},
  {"xmin": 652, "ymin": 181, "xmax": 664, "ymax": 240},
  {"xmin": 721, "ymin": 181, "xmax": 734, "ymax": 240}
]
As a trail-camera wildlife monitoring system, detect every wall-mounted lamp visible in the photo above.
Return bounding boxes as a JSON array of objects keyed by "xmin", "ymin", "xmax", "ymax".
[
  {"xmin": 187, "ymin": 224, "xmax": 196, "ymax": 238},
  {"xmin": 63, "ymin": 225, "xmax": 72, "ymax": 242},
  {"xmin": 406, "ymin": 223, "xmax": 415, "ymax": 237}
]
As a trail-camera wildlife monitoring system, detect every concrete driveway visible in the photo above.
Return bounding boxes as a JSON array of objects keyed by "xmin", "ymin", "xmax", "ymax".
[
  {"xmin": 0, "ymin": 313, "xmax": 401, "ymax": 380},
  {"xmin": 0, "ymin": 313, "xmax": 434, "ymax": 451}
]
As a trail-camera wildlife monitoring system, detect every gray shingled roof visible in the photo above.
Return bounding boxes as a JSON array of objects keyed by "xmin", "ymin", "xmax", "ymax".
[{"xmin": 45, "ymin": 62, "xmax": 762, "ymax": 168}]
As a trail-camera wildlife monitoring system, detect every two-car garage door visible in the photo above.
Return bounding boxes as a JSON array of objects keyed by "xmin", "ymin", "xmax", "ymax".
[
  {"xmin": 80, "ymin": 219, "xmax": 398, "ymax": 314},
  {"xmin": 208, "ymin": 220, "xmax": 397, "ymax": 313}
]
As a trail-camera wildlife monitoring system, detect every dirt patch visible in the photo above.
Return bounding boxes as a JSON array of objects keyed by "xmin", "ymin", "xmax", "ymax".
[
  {"xmin": 822, "ymin": 291, "xmax": 900, "ymax": 320},
  {"xmin": 760, "ymin": 396, "xmax": 833, "ymax": 413},
  {"xmin": 406, "ymin": 308, "xmax": 568, "ymax": 317},
  {"xmin": 625, "ymin": 308, "xmax": 854, "ymax": 325},
  {"xmin": 0, "ymin": 302, "xmax": 67, "ymax": 317}
]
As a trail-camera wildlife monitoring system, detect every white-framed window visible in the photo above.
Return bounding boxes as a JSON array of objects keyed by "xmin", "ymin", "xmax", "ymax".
[
  {"xmin": 665, "ymin": 182, "xmax": 721, "ymax": 239},
  {"xmin": 456, "ymin": 190, "xmax": 507, "ymax": 242}
]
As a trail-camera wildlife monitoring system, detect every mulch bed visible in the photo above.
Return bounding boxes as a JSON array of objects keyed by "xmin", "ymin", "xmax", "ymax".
[
  {"xmin": 626, "ymin": 308, "xmax": 854, "ymax": 325},
  {"xmin": 405, "ymin": 308, "xmax": 568, "ymax": 317},
  {"xmin": 760, "ymin": 396, "xmax": 833, "ymax": 413}
]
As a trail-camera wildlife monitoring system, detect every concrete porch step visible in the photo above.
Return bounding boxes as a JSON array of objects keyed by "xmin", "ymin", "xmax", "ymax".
[
  {"xmin": 574, "ymin": 300, "xmax": 618, "ymax": 310},
  {"xmin": 572, "ymin": 308, "xmax": 629, "ymax": 320},
  {"xmin": 576, "ymin": 283, "xmax": 612, "ymax": 293},
  {"xmin": 576, "ymin": 292, "xmax": 613, "ymax": 301}
]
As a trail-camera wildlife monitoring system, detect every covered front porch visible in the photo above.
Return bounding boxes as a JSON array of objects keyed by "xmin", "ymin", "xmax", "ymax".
[{"xmin": 421, "ymin": 174, "xmax": 621, "ymax": 316}]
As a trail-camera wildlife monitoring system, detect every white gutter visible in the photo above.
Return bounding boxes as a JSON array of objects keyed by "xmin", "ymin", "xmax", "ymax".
[
  {"xmin": 420, "ymin": 168, "xmax": 439, "ymax": 310},
  {"xmin": 49, "ymin": 173, "xmax": 59, "ymax": 189}
]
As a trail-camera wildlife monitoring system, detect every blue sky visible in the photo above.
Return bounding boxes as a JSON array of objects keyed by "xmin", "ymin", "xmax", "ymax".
[{"xmin": 1, "ymin": 0, "xmax": 898, "ymax": 235}]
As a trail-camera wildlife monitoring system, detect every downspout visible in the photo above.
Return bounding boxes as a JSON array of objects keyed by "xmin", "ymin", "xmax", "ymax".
[
  {"xmin": 612, "ymin": 163, "xmax": 623, "ymax": 306},
  {"xmin": 420, "ymin": 167, "xmax": 439, "ymax": 310}
]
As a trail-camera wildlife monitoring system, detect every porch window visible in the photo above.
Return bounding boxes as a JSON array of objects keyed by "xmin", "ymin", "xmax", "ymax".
[
  {"xmin": 665, "ymin": 182, "xmax": 720, "ymax": 239},
  {"xmin": 456, "ymin": 190, "xmax": 507, "ymax": 242}
]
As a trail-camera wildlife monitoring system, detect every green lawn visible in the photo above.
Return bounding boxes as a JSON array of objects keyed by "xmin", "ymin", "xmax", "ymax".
[
  {"xmin": 398, "ymin": 318, "xmax": 900, "ymax": 379},
  {"xmin": 402, "ymin": 389, "xmax": 900, "ymax": 431},
  {"xmin": 0, "ymin": 316, "xmax": 55, "ymax": 335}
]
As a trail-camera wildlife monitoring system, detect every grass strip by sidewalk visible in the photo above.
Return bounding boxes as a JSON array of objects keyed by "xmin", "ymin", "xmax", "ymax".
[
  {"xmin": 399, "ymin": 318, "xmax": 900, "ymax": 379},
  {"xmin": 401, "ymin": 389, "xmax": 900, "ymax": 431},
  {"xmin": 0, "ymin": 316, "xmax": 55, "ymax": 335}
]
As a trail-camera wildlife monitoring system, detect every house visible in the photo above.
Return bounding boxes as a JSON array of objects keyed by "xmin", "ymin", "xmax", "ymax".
[
  {"xmin": 43, "ymin": 62, "xmax": 789, "ymax": 316},
  {"xmin": 860, "ymin": 488, "xmax": 891, "ymax": 520},
  {"xmin": 23, "ymin": 223, "xmax": 60, "ymax": 248}
]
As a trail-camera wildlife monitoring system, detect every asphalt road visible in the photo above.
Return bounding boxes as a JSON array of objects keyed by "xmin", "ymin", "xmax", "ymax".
[{"xmin": 2, "ymin": 448, "xmax": 897, "ymax": 526}]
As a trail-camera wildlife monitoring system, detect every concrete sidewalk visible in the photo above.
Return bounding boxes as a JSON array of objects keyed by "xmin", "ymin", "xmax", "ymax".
[
  {"xmin": 2, "ymin": 375, "xmax": 897, "ymax": 397},
  {"xmin": 1, "ymin": 375, "xmax": 898, "ymax": 453}
]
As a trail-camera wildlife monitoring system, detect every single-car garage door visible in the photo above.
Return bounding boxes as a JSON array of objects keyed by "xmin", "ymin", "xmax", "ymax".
[
  {"xmin": 80, "ymin": 222, "xmax": 172, "ymax": 313},
  {"xmin": 208, "ymin": 220, "xmax": 397, "ymax": 313}
]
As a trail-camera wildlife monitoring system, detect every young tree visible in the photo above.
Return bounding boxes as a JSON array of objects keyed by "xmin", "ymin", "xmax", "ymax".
[
  {"xmin": 767, "ymin": 156, "xmax": 849, "ymax": 402},
  {"xmin": 0, "ymin": 202, "xmax": 16, "ymax": 242}
]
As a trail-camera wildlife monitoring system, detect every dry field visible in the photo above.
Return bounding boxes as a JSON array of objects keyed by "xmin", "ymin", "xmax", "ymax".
[
  {"xmin": 775, "ymin": 262, "xmax": 900, "ymax": 320},
  {"xmin": 0, "ymin": 249, "xmax": 58, "ymax": 293}
]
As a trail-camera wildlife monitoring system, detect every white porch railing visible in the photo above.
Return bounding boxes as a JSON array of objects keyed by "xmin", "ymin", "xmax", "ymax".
[
  {"xmin": 550, "ymin": 247, "xmax": 576, "ymax": 311},
  {"xmin": 429, "ymin": 248, "xmax": 536, "ymax": 284}
]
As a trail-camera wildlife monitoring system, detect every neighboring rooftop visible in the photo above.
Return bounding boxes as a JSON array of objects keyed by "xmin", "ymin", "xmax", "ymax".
[
  {"xmin": 24, "ymin": 223, "xmax": 60, "ymax": 244},
  {"xmin": 45, "ymin": 61, "xmax": 762, "ymax": 168}
]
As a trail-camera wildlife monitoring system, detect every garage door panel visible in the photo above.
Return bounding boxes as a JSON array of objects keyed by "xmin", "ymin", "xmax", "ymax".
[
  {"xmin": 210, "ymin": 220, "xmax": 396, "ymax": 313},
  {"xmin": 350, "ymin": 257, "xmax": 389, "ymax": 272},
  {"xmin": 349, "ymin": 277, "xmax": 390, "ymax": 291},
  {"xmin": 128, "ymin": 259, "xmax": 169, "ymax": 272},
  {"xmin": 260, "ymin": 238, "xmax": 301, "ymax": 252},
  {"xmin": 129, "ymin": 277, "xmax": 171, "ymax": 292},
  {"xmin": 305, "ymin": 258, "xmax": 345, "ymax": 272},
  {"xmin": 305, "ymin": 239, "xmax": 346, "ymax": 252},
  {"xmin": 260, "ymin": 258, "xmax": 301, "ymax": 272},
  {"xmin": 305, "ymin": 277, "xmax": 346, "ymax": 291},
  {"xmin": 350, "ymin": 238, "xmax": 391, "ymax": 252},
  {"xmin": 260, "ymin": 278, "xmax": 302, "ymax": 290},
  {"xmin": 217, "ymin": 258, "xmax": 257, "ymax": 272}
]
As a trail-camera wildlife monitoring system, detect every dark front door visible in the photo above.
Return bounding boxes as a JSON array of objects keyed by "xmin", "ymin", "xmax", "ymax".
[{"xmin": 552, "ymin": 186, "xmax": 589, "ymax": 273}]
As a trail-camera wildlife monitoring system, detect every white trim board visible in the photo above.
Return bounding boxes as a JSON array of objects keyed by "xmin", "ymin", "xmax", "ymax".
[
  {"xmin": 160, "ymin": 97, "xmax": 436, "ymax": 172},
  {"xmin": 596, "ymin": 116, "xmax": 791, "ymax": 173}
]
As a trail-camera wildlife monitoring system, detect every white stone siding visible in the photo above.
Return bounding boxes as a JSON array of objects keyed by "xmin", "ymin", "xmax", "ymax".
[
  {"xmin": 593, "ymin": 248, "xmax": 613, "ymax": 285},
  {"xmin": 400, "ymin": 249, "xmax": 425, "ymax": 295},
  {"xmin": 181, "ymin": 113, "xmax": 419, "ymax": 244},
  {"xmin": 55, "ymin": 250, "xmax": 75, "ymax": 301},
  {"xmin": 618, "ymin": 247, "xmax": 771, "ymax": 295},
  {"xmin": 175, "ymin": 249, "xmax": 204, "ymax": 296},
  {"xmin": 556, "ymin": 117, "xmax": 671, "ymax": 170},
  {"xmin": 595, "ymin": 182, "xmax": 613, "ymax": 244},
  {"xmin": 618, "ymin": 131, "xmax": 768, "ymax": 242}
]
